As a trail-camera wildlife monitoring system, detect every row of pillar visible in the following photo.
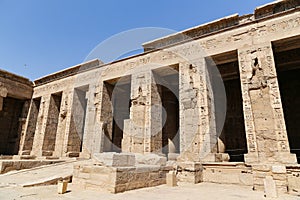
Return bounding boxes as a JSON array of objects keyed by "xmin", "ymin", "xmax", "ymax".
[{"xmin": 18, "ymin": 42, "xmax": 297, "ymax": 164}]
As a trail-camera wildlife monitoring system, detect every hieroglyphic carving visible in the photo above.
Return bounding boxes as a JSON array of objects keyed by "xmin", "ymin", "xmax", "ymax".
[
  {"xmin": 238, "ymin": 43, "xmax": 293, "ymax": 160},
  {"xmin": 238, "ymin": 50, "xmax": 258, "ymax": 153},
  {"xmin": 60, "ymin": 94, "xmax": 68, "ymax": 119},
  {"xmin": 266, "ymin": 16, "xmax": 300, "ymax": 33}
]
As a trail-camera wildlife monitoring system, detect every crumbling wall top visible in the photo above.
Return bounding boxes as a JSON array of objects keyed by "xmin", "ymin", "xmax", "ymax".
[
  {"xmin": 143, "ymin": 0, "xmax": 300, "ymax": 51},
  {"xmin": 34, "ymin": 59, "xmax": 102, "ymax": 86},
  {"xmin": 0, "ymin": 69, "xmax": 32, "ymax": 86},
  {"xmin": 255, "ymin": 0, "xmax": 300, "ymax": 19}
]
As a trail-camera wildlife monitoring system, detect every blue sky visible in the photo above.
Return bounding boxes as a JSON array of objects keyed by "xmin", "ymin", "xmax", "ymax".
[{"xmin": 0, "ymin": 0, "xmax": 274, "ymax": 80}]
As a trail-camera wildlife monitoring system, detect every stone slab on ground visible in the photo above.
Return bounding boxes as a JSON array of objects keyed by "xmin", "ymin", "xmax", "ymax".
[
  {"xmin": 0, "ymin": 159, "xmax": 84, "ymax": 187},
  {"xmin": 0, "ymin": 159, "xmax": 64, "ymax": 174}
]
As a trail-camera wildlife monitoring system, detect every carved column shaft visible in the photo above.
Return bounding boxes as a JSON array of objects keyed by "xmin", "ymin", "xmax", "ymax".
[
  {"xmin": 178, "ymin": 60, "xmax": 211, "ymax": 162},
  {"xmin": 81, "ymin": 86, "xmax": 96, "ymax": 158},
  {"xmin": 122, "ymin": 71, "xmax": 151, "ymax": 153},
  {"xmin": 0, "ymin": 85, "xmax": 8, "ymax": 111},
  {"xmin": 238, "ymin": 43, "xmax": 297, "ymax": 164},
  {"xmin": 31, "ymin": 95, "xmax": 51, "ymax": 157},
  {"xmin": 53, "ymin": 90, "xmax": 71, "ymax": 157},
  {"xmin": 91, "ymin": 83, "xmax": 104, "ymax": 154},
  {"xmin": 61, "ymin": 89, "xmax": 75, "ymax": 157}
]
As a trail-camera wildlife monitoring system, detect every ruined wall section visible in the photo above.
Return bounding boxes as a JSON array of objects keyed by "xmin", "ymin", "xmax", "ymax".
[{"xmin": 0, "ymin": 70, "xmax": 32, "ymax": 155}]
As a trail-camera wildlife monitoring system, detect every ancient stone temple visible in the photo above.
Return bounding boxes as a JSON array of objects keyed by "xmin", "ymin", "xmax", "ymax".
[{"xmin": 1, "ymin": 0, "xmax": 300, "ymax": 196}]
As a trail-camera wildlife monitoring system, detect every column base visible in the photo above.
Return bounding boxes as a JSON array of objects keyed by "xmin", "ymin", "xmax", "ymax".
[
  {"xmin": 19, "ymin": 150, "xmax": 31, "ymax": 156},
  {"xmin": 42, "ymin": 150, "xmax": 53, "ymax": 157},
  {"xmin": 244, "ymin": 152, "xmax": 297, "ymax": 165},
  {"xmin": 66, "ymin": 152, "xmax": 80, "ymax": 158},
  {"xmin": 274, "ymin": 152, "xmax": 297, "ymax": 165}
]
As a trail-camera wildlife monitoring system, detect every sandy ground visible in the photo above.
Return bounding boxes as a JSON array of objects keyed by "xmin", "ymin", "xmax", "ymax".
[{"xmin": 0, "ymin": 182, "xmax": 299, "ymax": 200}]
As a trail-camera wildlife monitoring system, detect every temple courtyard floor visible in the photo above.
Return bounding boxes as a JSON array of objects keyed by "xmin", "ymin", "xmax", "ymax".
[{"xmin": 0, "ymin": 182, "xmax": 298, "ymax": 200}]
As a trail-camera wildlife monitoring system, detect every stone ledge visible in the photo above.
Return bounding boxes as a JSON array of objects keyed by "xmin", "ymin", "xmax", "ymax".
[
  {"xmin": 255, "ymin": 0, "xmax": 300, "ymax": 20},
  {"xmin": 142, "ymin": 14, "xmax": 239, "ymax": 51},
  {"xmin": 0, "ymin": 160, "xmax": 65, "ymax": 174}
]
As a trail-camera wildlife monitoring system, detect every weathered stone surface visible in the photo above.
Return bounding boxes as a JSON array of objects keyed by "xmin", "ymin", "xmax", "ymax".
[
  {"xmin": 202, "ymin": 163, "xmax": 253, "ymax": 186},
  {"xmin": 0, "ymin": 160, "xmax": 64, "ymax": 174},
  {"xmin": 166, "ymin": 171, "xmax": 177, "ymax": 187},
  {"xmin": 16, "ymin": 0, "xmax": 299, "ymax": 168},
  {"xmin": 73, "ymin": 161, "xmax": 169, "ymax": 193},
  {"xmin": 1, "ymin": 0, "xmax": 300, "ymax": 196},
  {"xmin": 93, "ymin": 153, "xmax": 136, "ymax": 167},
  {"xmin": 135, "ymin": 153, "xmax": 167, "ymax": 166},
  {"xmin": 264, "ymin": 176, "xmax": 278, "ymax": 198},
  {"xmin": 272, "ymin": 165, "xmax": 287, "ymax": 174},
  {"xmin": 176, "ymin": 162, "xmax": 203, "ymax": 184}
]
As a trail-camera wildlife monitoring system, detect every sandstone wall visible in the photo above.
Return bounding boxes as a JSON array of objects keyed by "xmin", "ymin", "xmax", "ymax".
[{"xmin": 20, "ymin": 1, "xmax": 300, "ymax": 167}]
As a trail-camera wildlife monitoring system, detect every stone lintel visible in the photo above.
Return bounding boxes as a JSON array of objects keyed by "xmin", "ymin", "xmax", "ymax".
[{"xmin": 142, "ymin": 14, "xmax": 239, "ymax": 51}]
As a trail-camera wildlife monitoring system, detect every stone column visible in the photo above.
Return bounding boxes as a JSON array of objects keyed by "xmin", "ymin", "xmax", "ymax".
[
  {"xmin": 177, "ymin": 60, "xmax": 215, "ymax": 162},
  {"xmin": 150, "ymin": 72, "xmax": 163, "ymax": 153},
  {"xmin": 98, "ymin": 81, "xmax": 114, "ymax": 153},
  {"xmin": 90, "ymin": 83, "xmax": 103, "ymax": 154},
  {"xmin": 81, "ymin": 86, "xmax": 96, "ymax": 158},
  {"xmin": 122, "ymin": 71, "xmax": 152, "ymax": 153},
  {"xmin": 62, "ymin": 89, "xmax": 86, "ymax": 157},
  {"xmin": 19, "ymin": 98, "xmax": 41, "ymax": 155},
  {"xmin": 16, "ymin": 100, "xmax": 30, "ymax": 155},
  {"xmin": 31, "ymin": 95, "xmax": 51, "ymax": 157},
  {"xmin": 94, "ymin": 81, "xmax": 107, "ymax": 154},
  {"xmin": 0, "ymin": 85, "xmax": 8, "ymax": 111},
  {"xmin": 53, "ymin": 90, "xmax": 71, "ymax": 157},
  {"xmin": 238, "ymin": 43, "xmax": 297, "ymax": 164}
]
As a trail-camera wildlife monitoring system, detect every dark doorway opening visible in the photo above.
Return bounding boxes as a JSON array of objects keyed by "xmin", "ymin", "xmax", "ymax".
[
  {"xmin": 208, "ymin": 51, "xmax": 248, "ymax": 162},
  {"xmin": 42, "ymin": 92, "xmax": 62, "ymax": 156},
  {"xmin": 68, "ymin": 86, "xmax": 88, "ymax": 155},
  {"xmin": 273, "ymin": 36, "xmax": 300, "ymax": 163},
  {"xmin": 153, "ymin": 65, "xmax": 180, "ymax": 156},
  {"xmin": 101, "ymin": 76, "xmax": 131, "ymax": 153},
  {"xmin": 22, "ymin": 97, "xmax": 41, "ymax": 154},
  {"xmin": 0, "ymin": 97, "xmax": 25, "ymax": 155}
]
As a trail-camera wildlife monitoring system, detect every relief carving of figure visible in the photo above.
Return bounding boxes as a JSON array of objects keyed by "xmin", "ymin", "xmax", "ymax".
[{"xmin": 248, "ymin": 50, "xmax": 268, "ymax": 90}]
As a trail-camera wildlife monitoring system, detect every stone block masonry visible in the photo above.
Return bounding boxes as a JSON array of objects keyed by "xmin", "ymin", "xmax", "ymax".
[
  {"xmin": 1, "ymin": 0, "xmax": 300, "ymax": 197},
  {"xmin": 73, "ymin": 161, "xmax": 171, "ymax": 193}
]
